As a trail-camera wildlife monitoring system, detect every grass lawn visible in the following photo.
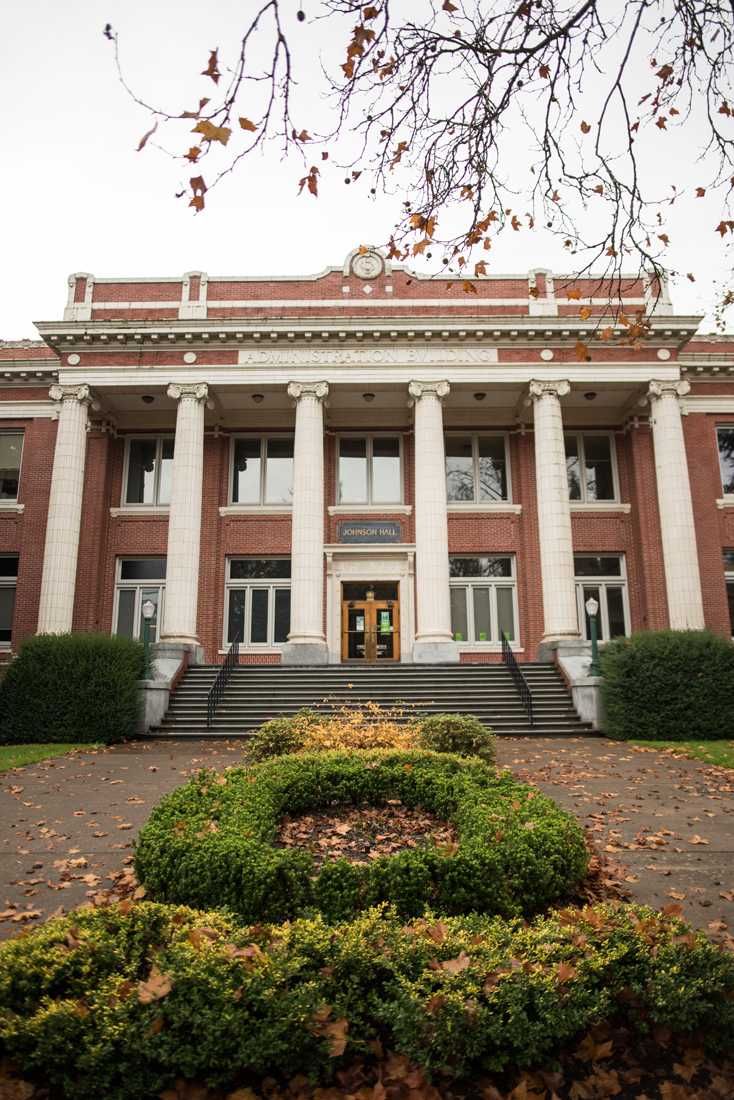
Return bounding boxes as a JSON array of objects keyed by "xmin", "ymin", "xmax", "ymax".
[
  {"xmin": 0, "ymin": 744, "xmax": 99, "ymax": 774},
  {"xmin": 631, "ymin": 739, "xmax": 734, "ymax": 769}
]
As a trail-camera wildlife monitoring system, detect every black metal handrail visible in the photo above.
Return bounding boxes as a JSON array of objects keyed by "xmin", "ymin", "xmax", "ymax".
[
  {"xmin": 501, "ymin": 633, "xmax": 534, "ymax": 726},
  {"xmin": 207, "ymin": 628, "xmax": 241, "ymax": 728}
]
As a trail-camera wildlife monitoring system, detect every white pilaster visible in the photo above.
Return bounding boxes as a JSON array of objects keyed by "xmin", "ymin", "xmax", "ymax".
[
  {"xmin": 37, "ymin": 384, "xmax": 93, "ymax": 634},
  {"xmin": 409, "ymin": 380, "xmax": 458, "ymax": 663},
  {"xmin": 282, "ymin": 381, "xmax": 329, "ymax": 664},
  {"xmin": 527, "ymin": 380, "xmax": 580, "ymax": 643},
  {"xmin": 160, "ymin": 382, "xmax": 208, "ymax": 646},
  {"xmin": 647, "ymin": 380, "xmax": 705, "ymax": 629}
]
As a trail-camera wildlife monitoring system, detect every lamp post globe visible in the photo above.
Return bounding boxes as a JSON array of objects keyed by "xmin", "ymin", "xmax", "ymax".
[
  {"xmin": 141, "ymin": 599, "xmax": 156, "ymax": 678},
  {"xmin": 585, "ymin": 596, "xmax": 601, "ymax": 677}
]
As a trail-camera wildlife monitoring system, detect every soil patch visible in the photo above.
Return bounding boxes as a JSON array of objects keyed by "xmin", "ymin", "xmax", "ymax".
[{"xmin": 276, "ymin": 801, "xmax": 458, "ymax": 870}]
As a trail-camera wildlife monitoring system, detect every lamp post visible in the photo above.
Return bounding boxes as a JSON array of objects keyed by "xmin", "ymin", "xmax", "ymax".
[
  {"xmin": 141, "ymin": 599, "xmax": 156, "ymax": 679},
  {"xmin": 585, "ymin": 596, "xmax": 601, "ymax": 676}
]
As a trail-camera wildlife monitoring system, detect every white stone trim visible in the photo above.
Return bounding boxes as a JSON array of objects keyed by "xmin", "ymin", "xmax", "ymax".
[
  {"xmin": 219, "ymin": 505, "xmax": 292, "ymax": 516},
  {"xmin": 243, "ymin": 348, "xmax": 499, "ymax": 367},
  {"xmin": 87, "ymin": 295, "xmax": 648, "ymax": 311},
  {"xmin": 110, "ymin": 506, "xmax": 169, "ymax": 517},
  {"xmin": 681, "ymin": 396, "xmax": 734, "ymax": 414},
  {"xmin": 63, "ymin": 273, "xmax": 94, "ymax": 322},
  {"xmin": 716, "ymin": 497, "xmax": 734, "ymax": 509},
  {"xmin": 447, "ymin": 502, "xmax": 523, "ymax": 514},
  {"xmin": 325, "ymin": 547, "xmax": 415, "ymax": 664},
  {"xmin": 0, "ymin": 401, "xmax": 57, "ymax": 419},
  {"xmin": 328, "ymin": 504, "xmax": 412, "ymax": 516},
  {"xmin": 570, "ymin": 502, "xmax": 631, "ymax": 513},
  {"xmin": 0, "ymin": 503, "xmax": 24, "ymax": 514}
]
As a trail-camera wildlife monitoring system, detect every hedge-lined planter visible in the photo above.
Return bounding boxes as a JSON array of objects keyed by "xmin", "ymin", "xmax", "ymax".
[
  {"xmin": 134, "ymin": 750, "xmax": 588, "ymax": 922},
  {"xmin": 2, "ymin": 901, "xmax": 733, "ymax": 1100}
]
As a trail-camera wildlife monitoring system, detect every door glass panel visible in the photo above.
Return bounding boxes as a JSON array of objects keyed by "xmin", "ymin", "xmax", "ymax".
[
  {"xmin": 375, "ymin": 605, "xmax": 395, "ymax": 659},
  {"xmin": 0, "ymin": 587, "xmax": 16, "ymax": 643},
  {"xmin": 232, "ymin": 439, "xmax": 261, "ymax": 503},
  {"xmin": 116, "ymin": 588, "xmax": 136, "ymax": 638},
  {"xmin": 565, "ymin": 437, "xmax": 581, "ymax": 500},
  {"xmin": 158, "ymin": 440, "xmax": 174, "ymax": 505},
  {"xmin": 0, "ymin": 434, "xmax": 22, "ymax": 500},
  {"xmin": 228, "ymin": 590, "xmax": 246, "ymax": 643},
  {"xmin": 445, "ymin": 436, "xmax": 474, "ymax": 501},
  {"xmin": 126, "ymin": 439, "xmax": 157, "ymax": 504},
  {"xmin": 606, "ymin": 586, "xmax": 626, "ymax": 638},
  {"xmin": 728, "ymin": 581, "xmax": 734, "ymax": 636},
  {"xmin": 265, "ymin": 438, "xmax": 294, "ymax": 504},
  {"xmin": 584, "ymin": 436, "xmax": 614, "ymax": 500},
  {"xmin": 371, "ymin": 438, "xmax": 401, "ymax": 502},
  {"xmin": 339, "ymin": 439, "xmax": 368, "ymax": 502},
  {"xmin": 250, "ymin": 588, "xmax": 269, "ymax": 643},
  {"xmin": 582, "ymin": 586, "xmax": 601, "ymax": 640},
  {"xmin": 138, "ymin": 587, "xmax": 160, "ymax": 641},
  {"xmin": 472, "ymin": 587, "xmax": 491, "ymax": 642},
  {"xmin": 450, "ymin": 587, "xmax": 468, "ymax": 641},
  {"xmin": 477, "ymin": 437, "xmax": 507, "ymax": 501},
  {"xmin": 274, "ymin": 588, "xmax": 291, "ymax": 643},
  {"xmin": 497, "ymin": 587, "xmax": 515, "ymax": 641},
  {"xmin": 347, "ymin": 606, "xmax": 366, "ymax": 659}
]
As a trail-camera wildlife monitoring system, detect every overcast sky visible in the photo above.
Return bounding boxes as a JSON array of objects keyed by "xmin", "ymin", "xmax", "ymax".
[{"xmin": 2, "ymin": 1, "xmax": 732, "ymax": 338}]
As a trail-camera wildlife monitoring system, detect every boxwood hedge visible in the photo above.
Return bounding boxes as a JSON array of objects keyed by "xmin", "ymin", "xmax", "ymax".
[
  {"xmin": 2, "ymin": 901, "xmax": 733, "ymax": 1100},
  {"xmin": 134, "ymin": 750, "xmax": 587, "ymax": 922}
]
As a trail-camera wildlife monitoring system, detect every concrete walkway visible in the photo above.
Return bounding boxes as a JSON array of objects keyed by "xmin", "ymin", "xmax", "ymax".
[{"xmin": 0, "ymin": 737, "xmax": 732, "ymax": 938}]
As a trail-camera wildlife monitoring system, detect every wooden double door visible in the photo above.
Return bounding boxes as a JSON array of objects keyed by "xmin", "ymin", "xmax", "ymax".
[{"xmin": 341, "ymin": 596, "xmax": 400, "ymax": 662}]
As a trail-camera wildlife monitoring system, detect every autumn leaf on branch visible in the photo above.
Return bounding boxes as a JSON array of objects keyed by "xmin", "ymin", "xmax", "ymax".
[
  {"xmin": 298, "ymin": 165, "xmax": 319, "ymax": 197},
  {"xmin": 136, "ymin": 120, "xmax": 158, "ymax": 152},
  {"xmin": 192, "ymin": 120, "xmax": 231, "ymax": 146},
  {"xmin": 189, "ymin": 175, "xmax": 207, "ymax": 212},
  {"xmin": 201, "ymin": 48, "xmax": 221, "ymax": 84},
  {"xmin": 239, "ymin": 117, "xmax": 257, "ymax": 132}
]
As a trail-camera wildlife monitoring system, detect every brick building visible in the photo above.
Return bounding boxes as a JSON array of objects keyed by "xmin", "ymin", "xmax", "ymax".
[{"xmin": 1, "ymin": 249, "xmax": 733, "ymax": 668}]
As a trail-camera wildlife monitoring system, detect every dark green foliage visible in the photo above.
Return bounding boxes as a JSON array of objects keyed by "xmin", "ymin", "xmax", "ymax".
[
  {"xmin": 417, "ymin": 713, "xmax": 495, "ymax": 764},
  {"xmin": 134, "ymin": 750, "xmax": 587, "ymax": 922},
  {"xmin": 1, "ymin": 901, "xmax": 733, "ymax": 1100},
  {"xmin": 600, "ymin": 629, "xmax": 734, "ymax": 741},
  {"xmin": 0, "ymin": 633, "xmax": 144, "ymax": 745},
  {"xmin": 244, "ymin": 708, "xmax": 320, "ymax": 761}
]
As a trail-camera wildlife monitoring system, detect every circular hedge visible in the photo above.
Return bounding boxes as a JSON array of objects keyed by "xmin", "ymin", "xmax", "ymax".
[{"xmin": 134, "ymin": 750, "xmax": 588, "ymax": 922}]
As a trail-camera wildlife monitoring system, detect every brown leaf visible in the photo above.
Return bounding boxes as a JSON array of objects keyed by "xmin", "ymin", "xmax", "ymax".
[
  {"xmin": 580, "ymin": 120, "xmax": 591, "ymax": 134},
  {"xmin": 689, "ymin": 835, "xmax": 709, "ymax": 845},
  {"xmin": 440, "ymin": 951, "xmax": 471, "ymax": 975},
  {"xmin": 239, "ymin": 117, "xmax": 257, "ymax": 133},
  {"xmin": 557, "ymin": 961, "xmax": 577, "ymax": 984},
  {"xmin": 137, "ymin": 965, "xmax": 173, "ymax": 1004},
  {"xmin": 461, "ymin": 280, "xmax": 477, "ymax": 295},
  {"xmin": 136, "ymin": 121, "xmax": 158, "ymax": 152},
  {"xmin": 442, "ymin": 0, "xmax": 458, "ymax": 11},
  {"xmin": 192, "ymin": 120, "xmax": 231, "ymax": 146},
  {"xmin": 201, "ymin": 48, "xmax": 221, "ymax": 84},
  {"xmin": 324, "ymin": 1017, "xmax": 349, "ymax": 1057},
  {"xmin": 575, "ymin": 341, "xmax": 590, "ymax": 362}
]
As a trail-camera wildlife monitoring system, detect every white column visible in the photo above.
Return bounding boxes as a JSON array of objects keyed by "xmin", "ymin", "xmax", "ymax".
[
  {"xmin": 409, "ymin": 380, "xmax": 457, "ymax": 663},
  {"xmin": 160, "ymin": 382, "xmax": 208, "ymax": 647},
  {"xmin": 647, "ymin": 380, "xmax": 705, "ymax": 629},
  {"xmin": 37, "ymin": 384, "xmax": 93, "ymax": 633},
  {"xmin": 527, "ymin": 380, "xmax": 580, "ymax": 643},
  {"xmin": 282, "ymin": 381, "xmax": 329, "ymax": 664}
]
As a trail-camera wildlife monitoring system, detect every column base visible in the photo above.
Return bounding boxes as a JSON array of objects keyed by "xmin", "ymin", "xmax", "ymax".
[
  {"xmin": 153, "ymin": 641, "xmax": 204, "ymax": 678},
  {"xmin": 412, "ymin": 640, "xmax": 460, "ymax": 664},
  {"xmin": 537, "ymin": 636, "xmax": 583, "ymax": 662},
  {"xmin": 281, "ymin": 640, "xmax": 329, "ymax": 666}
]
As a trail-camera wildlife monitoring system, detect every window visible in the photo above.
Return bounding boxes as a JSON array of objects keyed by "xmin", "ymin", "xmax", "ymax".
[
  {"xmin": 717, "ymin": 427, "xmax": 734, "ymax": 496},
  {"xmin": 0, "ymin": 555, "xmax": 18, "ymax": 647},
  {"xmin": 445, "ymin": 434, "xmax": 509, "ymax": 503},
  {"xmin": 0, "ymin": 432, "xmax": 23, "ymax": 502},
  {"xmin": 574, "ymin": 555, "xmax": 629, "ymax": 641},
  {"xmin": 225, "ymin": 558, "xmax": 291, "ymax": 645},
  {"xmin": 449, "ymin": 555, "xmax": 517, "ymax": 643},
  {"xmin": 114, "ymin": 558, "xmax": 166, "ymax": 642},
  {"xmin": 231, "ymin": 437, "xmax": 294, "ymax": 505},
  {"xmin": 725, "ymin": 550, "xmax": 734, "ymax": 636},
  {"xmin": 565, "ymin": 434, "xmax": 616, "ymax": 502},
  {"xmin": 338, "ymin": 436, "xmax": 402, "ymax": 504},
  {"xmin": 124, "ymin": 438, "xmax": 173, "ymax": 505}
]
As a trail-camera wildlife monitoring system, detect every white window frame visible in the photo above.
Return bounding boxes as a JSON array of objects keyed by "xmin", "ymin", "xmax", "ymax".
[
  {"xmin": 112, "ymin": 558, "xmax": 166, "ymax": 642},
  {"xmin": 716, "ymin": 426, "xmax": 734, "ymax": 498},
  {"xmin": 224, "ymin": 557, "xmax": 292, "ymax": 648},
  {"xmin": 336, "ymin": 433, "xmax": 404, "ymax": 505},
  {"xmin": 565, "ymin": 431, "xmax": 619, "ymax": 504},
  {"xmin": 574, "ymin": 554, "xmax": 630, "ymax": 641},
  {"xmin": 444, "ymin": 432, "xmax": 512, "ymax": 505},
  {"xmin": 229, "ymin": 435, "xmax": 295, "ymax": 507},
  {"xmin": 0, "ymin": 430, "xmax": 24, "ymax": 505},
  {"xmin": 0, "ymin": 554, "xmax": 18, "ymax": 649},
  {"xmin": 448, "ymin": 555, "xmax": 519, "ymax": 646},
  {"xmin": 122, "ymin": 436, "xmax": 174, "ymax": 508}
]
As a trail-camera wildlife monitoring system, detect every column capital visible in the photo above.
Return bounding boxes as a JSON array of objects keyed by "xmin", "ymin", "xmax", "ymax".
[
  {"xmin": 49, "ymin": 383, "xmax": 93, "ymax": 405},
  {"xmin": 408, "ymin": 380, "xmax": 450, "ymax": 401},
  {"xmin": 647, "ymin": 379, "xmax": 690, "ymax": 402},
  {"xmin": 167, "ymin": 382, "xmax": 209, "ymax": 403},
  {"xmin": 287, "ymin": 381, "xmax": 329, "ymax": 402},
  {"xmin": 526, "ymin": 379, "xmax": 570, "ymax": 403}
]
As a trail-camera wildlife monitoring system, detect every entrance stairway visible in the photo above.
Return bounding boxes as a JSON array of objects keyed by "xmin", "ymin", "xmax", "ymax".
[{"xmin": 150, "ymin": 662, "xmax": 594, "ymax": 738}]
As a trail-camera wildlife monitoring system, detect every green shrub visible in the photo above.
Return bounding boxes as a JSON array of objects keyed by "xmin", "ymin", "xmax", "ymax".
[
  {"xmin": 244, "ymin": 708, "xmax": 320, "ymax": 761},
  {"xmin": 0, "ymin": 633, "xmax": 144, "ymax": 745},
  {"xmin": 1, "ymin": 900, "xmax": 733, "ymax": 1100},
  {"xmin": 417, "ymin": 713, "xmax": 495, "ymax": 764},
  {"xmin": 600, "ymin": 629, "xmax": 734, "ymax": 741},
  {"xmin": 134, "ymin": 750, "xmax": 587, "ymax": 922}
]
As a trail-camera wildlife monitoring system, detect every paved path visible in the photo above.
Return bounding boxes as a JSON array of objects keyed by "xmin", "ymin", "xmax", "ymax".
[{"xmin": 0, "ymin": 737, "xmax": 732, "ymax": 938}]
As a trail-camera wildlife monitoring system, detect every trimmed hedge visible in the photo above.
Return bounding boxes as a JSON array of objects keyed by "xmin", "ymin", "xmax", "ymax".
[
  {"xmin": 0, "ymin": 633, "xmax": 144, "ymax": 745},
  {"xmin": 600, "ymin": 629, "xmax": 734, "ymax": 741},
  {"xmin": 134, "ymin": 750, "xmax": 587, "ymax": 922},
  {"xmin": 418, "ymin": 713, "xmax": 495, "ymax": 764},
  {"xmin": 1, "ymin": 901, "xmax": 733, "ymax": 1100}
]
